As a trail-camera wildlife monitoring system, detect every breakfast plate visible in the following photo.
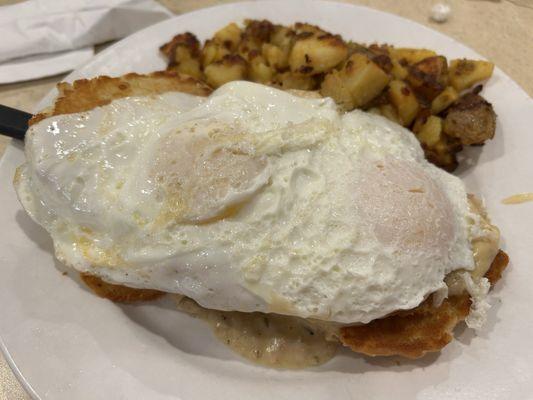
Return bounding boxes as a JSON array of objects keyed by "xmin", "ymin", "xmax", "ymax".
[{"xmin": 1, "ymin": 1, "xmax": 533, "ymax": 399}]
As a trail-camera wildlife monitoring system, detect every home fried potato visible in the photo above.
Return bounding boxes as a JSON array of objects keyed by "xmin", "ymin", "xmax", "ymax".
[
  {"xmin": 274, "ymin": 71, "xmax": 317, "ymax": 90},
  {"xmin": 160, "ymin": 19, "xmax": 497, "ymax": 172},
  {"xmin": 201, "ymin": 39, "xmax": 231, "ymax": 67},
  {"xmin": 413, "ymin": 113, "xmax": 463, "ymax": 171},
  {"xmin": 289, "ymin": 33, "xmax": 348, "ymax": 74},
  {"xmin": 407, "ymin": 56, "xmax": 448, "ymax": 101},
  {"xmin": 449, "ymin": 59, "xmax": 494, "ymax": 92},
  {"xmin": 262, "ymin": 43, "xmax": 289, "ymax": 70},
  {"xmin": 388, "ymin": 79, "xmax": 420, "ymax": 126},
  {"xmin": 249, "ymin": 52, "xmax": 275, "ymax": 83},
  {"xmin": 320, "ymin": 53, "xmax": 390, "ymax": 109},
  {"xmin": 204, "ymin": 54, "xmax": 247, "ymax": 88},
  {"xmin": 213, "ymin": 22, "xmax": 242, "ymax": 51},
  {"xmin": 160, "ymin": 32, "xmax": 203, "ymax": 80},
  {"xmin": 389, "ymin": 47, "xmax": 437, "ymax": 65},
  {"xmin": 431, "ymin": 86, "xmax": 459, "ymax": 114}
]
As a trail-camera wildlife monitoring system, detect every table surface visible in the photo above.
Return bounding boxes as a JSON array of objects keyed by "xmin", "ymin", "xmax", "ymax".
[{"xmin": 1, "ymin": 0, "xmax": 532, "ymax": 398}]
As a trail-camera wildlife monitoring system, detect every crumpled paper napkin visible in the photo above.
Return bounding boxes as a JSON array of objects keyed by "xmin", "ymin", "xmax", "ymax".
[{"xmin": 0, "ymin": 0, "xmax": 172, "ymax": 84}]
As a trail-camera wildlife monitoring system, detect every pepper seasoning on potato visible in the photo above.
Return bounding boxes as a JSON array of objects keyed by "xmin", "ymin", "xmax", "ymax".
[{"xmin": 160, "ymin": 20, "xmax": 497, "ymax": 172}]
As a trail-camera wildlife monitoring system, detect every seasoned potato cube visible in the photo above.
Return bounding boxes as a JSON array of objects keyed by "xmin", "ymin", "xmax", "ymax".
[
  {"xmin": 204, "ymin": 55, "xmax": 247, "ymax": 88},
  {"xmin": 389, "ymin": 48, "xmax": 437, "ymax": 64},
  {"xmin": 275, "ymin": 72, "xmax": 316, "ymax": 90},
  {"xmin": 415, "ymin": 115, "xmax": 443, "ymax": 146},
  {"xmin": 168, "ymin": 58, "xmax": 203, "ymax": 80},
  {"xmin": 431, "ymin": 86, "xmax": 459, "ymax": 114},
  {"xmin": 412, "ymin": 114, "xmax": 462, "ymax": 171},
  {"xmin": 201, "ymin": 39, "xmax": 231, "ymax": 67},
  {"xmin": 238, "ymin": 36, "xmax": 263, "ymax": 61},
  {"xmin": 262, "ymin": 43, "xmax": 289, "ymax": 70},
  {"xmin": 390, "ymin": 57, "xmax": 408, "ymax": 80},
  {"xmin": 321, "ymin": 53, "xmax": 390, "ymax": 110},
  {"xmin": 289, "ymin": 33, "xmax": 348, "ymax": 74},
  {"xmin": 343, "ymin": 54, "xmax": 391, "ymax": 107},
  {"xmin": 213, "ymin": 23, "xmax": 242, "ymax": 51},
  {"xmin": 244, "ymin": 19, "xmax": 274, "ymax": 43},
  {"xmin": 249, "ymin": 54, "xmax": 274, "ymax": 83},
  {"xmin": 294, "ymin": 22, "xmax": 326, "ymax": 35},
  {"xmin": 379, "ymin": 104, "xmax": 401, "ymax": 124},
  {"xmin": 160, "ymin": 32, "xmax": 200, "ymax": 60},
  {"xmin": 320, "ymin": 70, "xmax": 354, "ymax": 110},
  {"xmin": 370, "ymin": 53, "xmax": 393, "ymax": 74},
  {"xmin": 162, "ymin": 32, "xmax": 203, "ymax": 79},
  {"xmin": 407, "ymin": 56, "xmax": 448, "ymax": 101},
  {"xmin": 388, "ymin": 80, "xmax": 420, "ymax": 126},
  {"xmin": 449, "ymin": 59, "xmax": 494, "ymax": 91},
  {"xmin": 270, "ymin": 25, "xmax": 295, "ymax": 51}
]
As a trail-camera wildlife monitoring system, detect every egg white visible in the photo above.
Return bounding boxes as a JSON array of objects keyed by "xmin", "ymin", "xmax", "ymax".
[{"xmin": 16, "ymin": 81, "xmax": 480, "ymax": 324}]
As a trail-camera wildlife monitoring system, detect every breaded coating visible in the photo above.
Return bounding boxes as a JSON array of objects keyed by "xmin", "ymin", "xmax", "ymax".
[
  {"xmin": 81, "ymin": 274, "xmax": 164, "ymax": 303},
  {"xmin": 30, "ymin": 71, "xmax": 212, "ymax": 125},
  {"xmin": 340, "ymin": 250, "xmax": 509, "ymax": 358}
]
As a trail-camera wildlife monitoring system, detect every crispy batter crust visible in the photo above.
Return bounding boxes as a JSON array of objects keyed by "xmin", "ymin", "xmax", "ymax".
[
  {"xmin": 81, "ymin": 274, "xmax": 164, "ymax": 303},
  {"xmin": 340, "ymin": 250, "xmax": 509, "ymax": 358},
  {"xmin": 29, "ymin": 71, "xmax": 212, "ymax": 125}
]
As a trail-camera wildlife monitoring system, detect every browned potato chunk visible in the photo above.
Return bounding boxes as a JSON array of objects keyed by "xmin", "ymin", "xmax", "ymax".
[
  {"xmin": 204, "ymin": 55, "xmax": 247, "ymax": 88},
  {"xmin": 201, "ymin": 39, "xmax": 231, "ymax": 67},
  {"xmin": 413, "ymin": 114, "xmax": 462, "ymax": 171},
  {"xmin": 443, "ymin": 92, "xmax": 496, "ymax": 145},
  {"xmin": 275, "ymin": 72, "xmax": 316, "ymax": 90},
  {"xmin": 431, "ymin": 86, "xmax": 459, "ymax": 114},
  {"xmin": 415, "ymin": 115, "xmax": 443, "ymax": 146},
  {"xmin": 244, "ymin": 19, "xmax": 274, "ymax": 43},
  {"xmin": 161, "ymin": 33, "xmax": 203, "ymax": 79},
  {"xmin": 379, "ymin": 104, "xmax": 401, "ymax": 124},
  {"xmin": 388, "ymin": 80, "xmax": 420, "ymax": 126},
  {"xmin": 390, "ymin": 57, "xmax": 408, "ymax": 80},
  {"xmin": 294, "ymin": 22, "xmax": 326, "ymax": 35},
  {"xmin": 389, "ymin": 48, "xmax": 437, "ymax": 65},
  {"xmin": 289, "ymin": 33, "xmax": 348, "ymax": 74},
  {"xmin": 321, "ymin": 53, "xmax": 391, "ymax": 110},
  {"xmin": 249, "ymin": 54, "xmax": 275, "ymax": 83},
  {"xmin": 407, "ymin": 56, "xmax": 448, "ymax": 101},
  {"xmin": 167, "ymin": 58, "xmax": 203, "ymax": 80},
  {"xmin": 262, "ymin": 43, "xmax": 289, "ymax": 70},
  {"xmin": 213, "ymin": 23, "xmax": 242, "ymax": 51},
  {"xmin": 449, "ymin": 59, "xmax": 494, "ymax": 92},
  {"xmin": 320, "ymin": 70, "xmax": 354, "ymax": 109},
  {"xmin": 160, "ymin": 32, "xmax": 200, "ymax": 60},
  {"xmin": 270, "ymin": 25, "xmax": 295, "ymax": 51}
]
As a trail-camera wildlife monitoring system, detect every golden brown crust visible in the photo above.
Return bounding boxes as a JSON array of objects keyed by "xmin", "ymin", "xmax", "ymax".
[
  {"xmin": 81, "ymin": 274, "xmax": 164, "ymax": 303},
  {"xmin": 340, "ymin": 294, "xmax": 471, "ymax": 359},
  {"xmin": 485, "ymin": 250, "xmax": 509, "ymax": 286},
  {"xmin": 339, "ymin": 249, "xmax": 509, "ymax": 358},
  {"xmin": 30, "ymin": 71, "xmax": 212, "ymax": 125}
]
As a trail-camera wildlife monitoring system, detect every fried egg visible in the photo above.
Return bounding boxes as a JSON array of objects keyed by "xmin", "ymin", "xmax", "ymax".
[{"xmin": 16, "ymin": 81, "xmax": 484, "ymax": 324}]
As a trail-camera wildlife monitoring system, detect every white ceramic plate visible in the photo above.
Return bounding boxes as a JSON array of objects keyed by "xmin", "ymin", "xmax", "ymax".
[{"xmin": 1, "ymin": 1, "xmax": 533, "ymax": 399}]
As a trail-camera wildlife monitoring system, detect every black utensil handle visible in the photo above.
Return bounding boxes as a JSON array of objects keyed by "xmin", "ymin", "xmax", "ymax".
[{"xmin": 0, "ymin": 104, "xmax": 33, "ymax": 141}]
